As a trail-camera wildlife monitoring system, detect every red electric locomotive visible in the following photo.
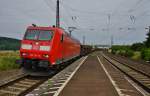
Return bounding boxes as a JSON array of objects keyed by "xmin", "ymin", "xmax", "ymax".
[
  {"xmin": 19, "ymin": 25, "xmax": 81, "ymax": 75},
  {"xmin": 18, "ymin": 0, "xmax": 83, "ymax": 75}
]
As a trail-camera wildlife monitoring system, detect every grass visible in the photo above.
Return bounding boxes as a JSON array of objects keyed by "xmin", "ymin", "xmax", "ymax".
[
  {"xmin": 131, "ymin": 51, "xmax": 141, "ymax": 60},
  {"xmin": 0, "ymin": 51, "xmax": 20, "ymax": 71}
]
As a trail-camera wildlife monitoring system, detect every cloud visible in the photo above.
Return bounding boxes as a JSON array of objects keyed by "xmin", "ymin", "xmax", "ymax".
[{"xmin": 0, "ymin": 0, "xmax": 149, "ymax": 44}]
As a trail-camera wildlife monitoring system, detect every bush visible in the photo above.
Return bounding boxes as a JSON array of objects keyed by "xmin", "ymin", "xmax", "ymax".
[
  {"xmin": 111, "ymin": 45, "xmax": 134, "ymax": 57},
  {"xmin": 141, "ymin": 48, "xmax": 150, "ymax": 61},
  {"xmin": 117, "ymin": 50, "xmax": 126, "ymax": 56},
  {"xmin": 125, "ymin": 50, "xmax": 134, "ymax": 57},
  {"xmin": 111, "ymin": 45, "xmax": 150, "ymax": 61},
  {"xmin": 111, "ymin": 45, "xmax": 130, "ymax": 54}
]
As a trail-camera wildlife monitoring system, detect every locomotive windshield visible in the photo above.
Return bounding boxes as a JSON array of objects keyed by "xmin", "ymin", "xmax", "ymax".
[{"xmin": 24, "ymin": 30, "xmax": 53, "ymax": 40}]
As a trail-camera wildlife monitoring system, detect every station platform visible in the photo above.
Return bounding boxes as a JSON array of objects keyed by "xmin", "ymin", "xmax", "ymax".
[
  {"xmin": 58, "ymin": 55, "xmax": 119, "ymax": 96},
  {"xmin": 27, "ymin": 52, "xmax": 144, "ymax": 96}
]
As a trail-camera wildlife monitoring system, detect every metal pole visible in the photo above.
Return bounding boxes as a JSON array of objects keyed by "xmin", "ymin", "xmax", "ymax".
[
  {"xmin": 107, "ymin": 14, "xmax": 111, "ymax": 33},
  {"xmin": 56, "ymin": 0, "xmax": 60, "ymax": 28},
  {"xmin": 83, "ymin": 36, "xmax": 85, "ymax": 45},
  {"xmin": 69, "ymin": 31, "xmax": 72, "ymax": 36},
  {"xmin": 111, "ymin": 35, "xmax": 114, "ymax": 47},
  {"xmin": 149, "ymin": 26, "xmax": 150, "ymax": 33}
]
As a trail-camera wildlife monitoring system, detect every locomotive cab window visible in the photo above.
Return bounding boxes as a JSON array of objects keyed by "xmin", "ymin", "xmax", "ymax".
[
  {"xmin": 24, "ymin": 30, "xmax": 53, "ymax": 41},
  {"xmin": 38, "ymin": 30, "xmax": 53, "ymax": 40},
  {"xmin": 24, "ymin": 30, "xmax": 39, "ymax": 40}
]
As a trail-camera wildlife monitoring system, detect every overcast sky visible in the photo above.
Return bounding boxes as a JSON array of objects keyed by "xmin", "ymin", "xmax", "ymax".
[{"xmin": 0, "ymin": 0, "xmax": 150, "ymax": 45}]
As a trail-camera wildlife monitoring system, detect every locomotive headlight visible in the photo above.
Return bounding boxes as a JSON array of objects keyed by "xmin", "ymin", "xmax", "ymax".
[
  {"xmin": 40, "ymin": 46, "xmax": 51, "ymax": 51},
  {"xmin": 43, "ymin": 54, "xmax": 49, "ymax": 58},
  {"xmin": 21, "ymin": 44, "xmax": 32, "ymax": 50}
]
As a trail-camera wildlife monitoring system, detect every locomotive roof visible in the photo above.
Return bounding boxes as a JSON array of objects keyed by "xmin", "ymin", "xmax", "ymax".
[
  {"xmin": 27, "ymin": 26, "xmax": 81, "ymax": 44},
  {"xmin": 27, "ymin": 26, "xmax": 57, "ymax": 30}
]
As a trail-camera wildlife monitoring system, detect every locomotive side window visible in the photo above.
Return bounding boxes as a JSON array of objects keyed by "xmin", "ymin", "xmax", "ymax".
[
  {"xmin": 24, "ymin": 30, "xmax": 53, "ymax": 40},
  {"xmin": 61, "ymin": 34, "xmax": 64, "ymax": 42}
]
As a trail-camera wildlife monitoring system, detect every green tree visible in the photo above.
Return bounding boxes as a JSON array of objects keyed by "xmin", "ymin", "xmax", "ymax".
[
  {"xmin": 0, "ymin": 37, "xmax": 20, "ymax": 50},
  {"xmin": 131, "ymin": 43, "xmax": 145, "ymax": 51},
  {"xmin": 145, "ymin": 29, "xmax": 150, "ymax": 47}
]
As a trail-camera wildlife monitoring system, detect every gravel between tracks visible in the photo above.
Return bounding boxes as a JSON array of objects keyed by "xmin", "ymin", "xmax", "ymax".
[
  {"xmin": 0, "ymin": 69, "xmax": 24, "ymax": 86},
  {"xmin": 0, "ymin": 69, "xmax": 22, "ymax": 81}
]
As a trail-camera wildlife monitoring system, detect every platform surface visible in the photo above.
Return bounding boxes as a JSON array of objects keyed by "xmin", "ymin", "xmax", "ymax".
[{"xmin": 58, "ymin": 55, "xmax": 119, "ymax": 96}]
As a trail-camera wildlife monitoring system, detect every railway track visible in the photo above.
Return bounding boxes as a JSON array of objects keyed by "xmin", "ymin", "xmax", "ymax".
[
  {"xmin": 0, "ymin": 74, "xmax": 48, "ymax": 96},
  {"xmin": 102, "ymin": 52, "xmax": 150, "ymax": 94},
  {"xmin": 0, "ymin": 57, "xmax": 81, "ymax": 96},
  {"xmin": 104, "ymin": 52, "xmax": 150, "ymax": 76}
]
